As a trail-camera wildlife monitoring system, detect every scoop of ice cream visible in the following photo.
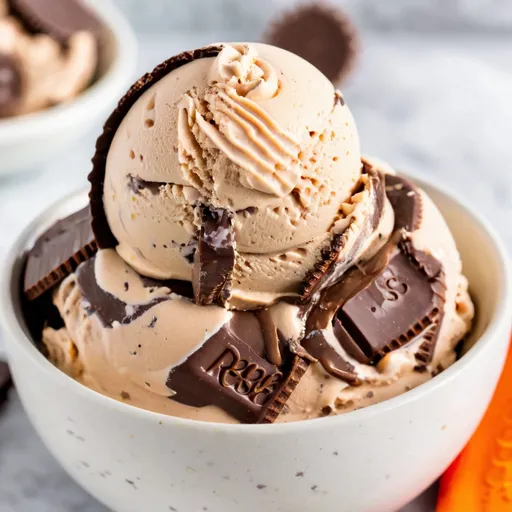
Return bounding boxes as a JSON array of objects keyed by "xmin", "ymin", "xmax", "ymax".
[
  {"xmin": 280, "ymin": 159, "xmax": 474, "ymax": 422},
  {"xmin": 43, "ymin": 247, "xmax": 306, "ymax": 423},
  {"xmin": 42, "ymin": 159, "xmax": 473, "ymax": 424},
  {"xmin": 102, "ymin": 43, "xmax": 361, "ymax": 307},
  {"xmin": 0, "ymin": 4, "xmax": 98, "ymax": 117}
]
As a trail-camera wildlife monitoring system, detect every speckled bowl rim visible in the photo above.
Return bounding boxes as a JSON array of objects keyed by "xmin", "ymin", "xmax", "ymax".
[
  {"xmin": 0, "ymin": 0, "xmax": 137, "ymax": 141},
  {"xmin": 1, "ymin": 171, "xmax": 511, "ymax": 433}
]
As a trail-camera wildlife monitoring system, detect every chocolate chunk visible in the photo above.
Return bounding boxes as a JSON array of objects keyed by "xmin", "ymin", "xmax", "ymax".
[
  {"xmin": 0, "ymin": 362, "xmax": 12, "ymax": 409},
  {"xmin": 9, "ymin": 0, "xmax": 103, "ymax": 44},
  {"xmin": 385, "ymin": 175, "xmax": 423, "ymax": 232},
  {"xmin": 338, "ymin": 247, "xmax": 443, "ymax": 362},
  {"xmin": 307, "ymin": 238, "xmax": 445, "ymax": 366},
  {"xmin": 265, "ymin": 3, "xmax": 358, "ymax": 84},
  {"xmin": 300, "ymin": 162, "xmax": 385, "ymax": 300},
  {"xmin": 24, "ymin": 207, "xmax": 97, "ymax": 300},
  {"xmin": 302, "ymin": 331, "xmax": 359, "ymax": 384},
  {"xmin": 89, "ymin": 46, "xmax": 222, "ymax": 249},
  {"xmin": 0, "ymin": 53, "xmax": 23, "ymax": 118},
  {"xmin": 167, "ymin": 313, "xmax": 308, "ymax": 423},
  {"xmin": 76, "ymin": 256, "xmax": 192, "ymax": 328},
  {"xmin": 193, "ymin": 206, "xmax": 235, "ymax": 306}
]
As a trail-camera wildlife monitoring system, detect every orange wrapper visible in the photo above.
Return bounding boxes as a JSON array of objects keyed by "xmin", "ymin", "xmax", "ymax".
[{"xmin": 437, "ymin": 333, "xmax": 512, "ymax": 511}]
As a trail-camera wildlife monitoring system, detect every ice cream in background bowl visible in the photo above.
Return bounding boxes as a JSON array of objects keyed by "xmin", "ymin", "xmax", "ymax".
[
  {"xmin": 18, "ymin": 42, "xmax": 474, "ymax": 425},
  {"xmin": 0, "ymin": 0, "xmax": 137, "ymax": 173},
  {"xmin": 2, "ymin": 42, "xmax": 512, "ymax": 512}
]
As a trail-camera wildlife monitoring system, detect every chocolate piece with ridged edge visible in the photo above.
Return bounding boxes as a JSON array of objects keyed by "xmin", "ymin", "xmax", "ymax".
[
  {"xmin": 265, "ymin": 3, "xmax": 358, "ymax": 85},
  {"xmin": 167, "ymin": 312, "xmax": 309, "ymax": 424},
  {"xmin": 299, "ymin": 160, "xmax": 385, "ymax": 301},
  {"xmin": 385, "ymin": 174, "xmax": 423, "ymax": 232},
  {"xmin": 306, "ymin": 236, "xmax": 446, "ymax": 366},
  {"xmin": 89, "ymin": 46, "xmax": 222, "ymax": 250},
  {"xmin": 24, "ymin": 207, "xmax": 97, "ymax": 300}
]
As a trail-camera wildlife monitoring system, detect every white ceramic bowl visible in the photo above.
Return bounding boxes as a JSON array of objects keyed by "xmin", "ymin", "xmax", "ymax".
[
  {"xmin": 1, "ymin": 176, "xmax": 511, "ymax": 512},
  {"xmin": 0, "ymin": 0, "xmax": 137, "ymax": 175}
]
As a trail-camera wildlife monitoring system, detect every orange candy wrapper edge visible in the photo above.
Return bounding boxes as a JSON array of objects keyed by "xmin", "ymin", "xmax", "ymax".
[{"xmin": 437, "ymin": 332, "xmax": 512, "ymax": 511}]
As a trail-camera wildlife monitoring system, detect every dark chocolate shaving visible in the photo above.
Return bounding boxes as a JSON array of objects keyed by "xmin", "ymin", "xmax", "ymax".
[
  {"xmin": 385, "ymin": 174, "xmax": 423, "ymax": 232},
  {"xmin": 24, "ymin": 207, "xmax": 97, "ymax": 300},
  {"xmin": 299, "ymin": 161, "xmax": 385, "ymax": 301},
  {"xmin": 167, "ymin": 312, "xmax": 308, "ymax": 424},
  {"xmin": 0, "ymin": 53, "xmax": 23, "ymax": 118},
  {"xmin": 193, "ymin": 206, "xmax": 235, "ymax": 306},
  {"xmin": 302, "ymin": 331, "xmax": 359, "ymax": 384},
  {"xmin": 9, "ymin": 0, "xmax": 104, "ymax": 44},
  {"xmin": 89, "ymin": 46, "xmax": 222, "ymax": 249}
]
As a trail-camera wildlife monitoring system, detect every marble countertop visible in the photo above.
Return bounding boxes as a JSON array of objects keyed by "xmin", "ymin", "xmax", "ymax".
[{"xmin": 0, "ymin": 33, "xmax": 511, "ymax": 512}]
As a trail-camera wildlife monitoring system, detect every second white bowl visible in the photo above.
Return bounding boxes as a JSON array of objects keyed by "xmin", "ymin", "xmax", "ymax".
[{"xmin": 0, "ymin": 0, "xmax": 137, "ymax": 175}]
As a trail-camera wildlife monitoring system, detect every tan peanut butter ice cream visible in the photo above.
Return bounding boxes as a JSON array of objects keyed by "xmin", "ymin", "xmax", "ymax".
[{"xmin": 30, "ymin": 43, "xmax": 473, "ymax": 424}]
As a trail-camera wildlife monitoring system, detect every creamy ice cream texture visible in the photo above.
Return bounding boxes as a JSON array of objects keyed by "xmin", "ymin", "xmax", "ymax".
[
  {"xmin": 103, "ymin": 43, "xmax": 362, "ymax": 309},
  {"xmin": 0, "ymin": 0, "xmax": 98, "ymax": 118},
  {"xmin": 40, "ymin": 43, "xmax": 474, "ymax": 424}
]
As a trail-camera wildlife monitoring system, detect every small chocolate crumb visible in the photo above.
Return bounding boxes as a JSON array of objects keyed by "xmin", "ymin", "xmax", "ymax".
[
  {"xmin": 256, "ymin": 484, "xmax": 267, "ymax": 490},
  {"xmin": 169, "ymin": 507, "xmax": 177, "ymax": 511},
  {"xmin": 333, "ymin": 451, "xmax": 339, "ymax": 456},
  {"xmin": 295, "ymin": 472, "xmax": 304, "ymax": 477},
  {"xmin": 124, "ymin": 282, "xmax": 129, "ymax": 291},
  {"xmin": 321, "ymin": 405, "xmax": 332, "ymax": 416},
  {"xmin": 126, "ymin": 479, "xmax": 136, "ymax": 487},
  {"xmin": 366, "ymin": 391, "xmax": 374, "ymax": 399},
  {"xmin": 148, "ymin": 316, "xmax": 158, "ymax": 328},
  {"xmin": 120, "ymin": 391, "xmax": 131, "ymax": 400},
  {"xmin": 311, "ymin": 485, "xmax": 318, "ymax": 492}
]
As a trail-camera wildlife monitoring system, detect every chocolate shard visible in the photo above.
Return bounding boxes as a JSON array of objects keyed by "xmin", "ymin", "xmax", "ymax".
[
  {"xmin": 305, "ymin": 226, "xmax": 446, "ymax": 367},
  {"xmin": 0, "ymin": 362, "xmax": 13, "ymax": 409},
  {"xmin": 167, "ymin": 313, "xmax": 308, "ymax": 424},
  {"xmin": 299, "ymin": 162, "xmax": 385, "ymax": 301},
  {"xmin": 9, "ymin": 0, "xmax": 104, "ymax": 44},
  {"xmin": 265, "ymin": 3, "xmax": 358, "ymax": 85},
  {"xmin": 335, "ymin": 244, "xmax": 444, "ymax": 364},
  {"xmin": 302, "ymin": 330, "xmax": 359, "ymax": 384},
  {"xmin": 76, "ymin": 255, "xmax": 192, "ymax": 328},
  {"xmin": 24, "ymin": 207, "xmax": 97, "ymax": 300},
  {"xmin": 385, "ymin": 174, "xmax": 423, "ymax": 232},
  {"xmin": 89, "ymin": 46, "xmax": 222, "ymax": 249},
  {"xmin": 76, "ymin": 257, "xmax": 164, "ymax": 327},
  {"xmin": 193, "ymin": 206, "xmax": 235, "ymax": 306},
  {"xmin": 0, "ymin": 53, "xmax": 23, "ymax": 118}
]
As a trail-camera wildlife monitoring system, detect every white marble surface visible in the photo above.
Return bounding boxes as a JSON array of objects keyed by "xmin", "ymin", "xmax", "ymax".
[{"xmin": 0, "ymin": 32, "xmax": 511, "ymax": 511}]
